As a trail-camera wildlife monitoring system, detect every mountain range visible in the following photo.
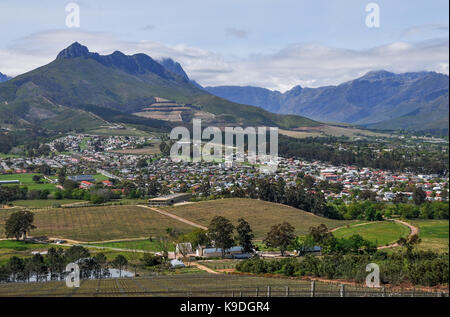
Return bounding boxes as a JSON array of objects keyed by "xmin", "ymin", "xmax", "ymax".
[
  {"xmin": 0, "ymin": 42, "xmax": 317, "ymax": 133},
  {"xmin": 0, "ymin": 72, "xmax": 11, "ymax": 83},
  {"xmin": 205, "ymin": 71, "xmax": 449, "ymax": 133},
  {"xmin": 1, "ymin": 42, "xmax": 448, "ymax": 135}
]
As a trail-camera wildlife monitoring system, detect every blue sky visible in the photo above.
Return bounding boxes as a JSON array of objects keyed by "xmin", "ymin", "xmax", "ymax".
[{"xmin": 0, "ymin": 0, "xmax": 448, "ymax": 91}]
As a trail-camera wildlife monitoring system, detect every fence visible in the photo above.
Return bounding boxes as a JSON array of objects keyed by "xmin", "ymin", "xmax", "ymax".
[{"xmin": 0, "ymin": 276, "xmax": 448, "ymax": 297}]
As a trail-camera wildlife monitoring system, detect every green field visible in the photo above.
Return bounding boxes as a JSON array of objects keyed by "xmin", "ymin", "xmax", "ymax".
[
  {"xmin": 0, "ymin": 205, "xmax": 196, "ymax": 242},
  {"xmin": 0, "ymin": 173, "xmax": 57, "ymax": 192},
  {"xmin": 408, "ymin": 220, "xmax": 449, "ymax": 252},
  {"xmin": 0, "ymin": 153, "xmax": 21, "ymax": 159},
  {"xmin": 333, "ymin": 221, "xmax": 410, "ymax": 247},
  {"xmin": 88, "ymin": 239, "xmax": 176, "ymax": 252},
  {"xmin": 0, "ymin": 240, "xmax": 49, "ymax": 251},
  {"xmin": 162, "ymin": 198, "xmax": 353, "ymax": 239},
  {"xmin": 87, "ymin": 126, "xmax": 155, "ymax": 137},
  {"xmin": 0, "ymin": 240, "xmax": 51, "ymax": 266}
]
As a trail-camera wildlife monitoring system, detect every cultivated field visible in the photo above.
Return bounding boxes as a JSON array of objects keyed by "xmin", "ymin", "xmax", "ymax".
[
  {"xmin": 161, "ymin": 198, "xmax": 353, "ymax": 239},
  {"xmin": 0, "ymin": 205, "xmax": 195, "ymax": 242},
  {"xmin": 109, "ymin": 145, "xmax": 160, "ymax": 155},
  {"xmin": 332, "ymin": 221, "xmax": 410, "ymax": 247},
  {"xmin": 408, "ymin": 219, "xmax": 449, "ymax": 252},
  {"xmin": 0, "ymin": 274, "xmax": 443, "ymax": 297}
]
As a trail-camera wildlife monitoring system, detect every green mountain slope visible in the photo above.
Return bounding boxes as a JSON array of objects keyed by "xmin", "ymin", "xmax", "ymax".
[{"xmin": 0, "ymin": 42, "xmax": 318, "ymax": 133}]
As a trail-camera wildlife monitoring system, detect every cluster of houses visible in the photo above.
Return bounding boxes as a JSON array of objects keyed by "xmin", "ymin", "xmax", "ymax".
[{"xmin": 0, "ymin": 133, "xmax": 448, "ymax": 203}]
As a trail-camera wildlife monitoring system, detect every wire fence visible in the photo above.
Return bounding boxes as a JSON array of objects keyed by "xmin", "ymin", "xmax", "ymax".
[{"xmin": 0, "ymin": 275, "xmax": 448, "ymax": 297}]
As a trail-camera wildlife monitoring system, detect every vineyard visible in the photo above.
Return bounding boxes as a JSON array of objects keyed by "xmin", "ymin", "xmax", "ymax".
[
  {"xmin": 0, "ymin": 274, "xmax": 447, "ymax": 297},
  {"xmin": 0, "ymin": 205, "xmax": 195, "ymax": 242},
  {"xmin": 162, "ymin": 198, "xmax": 353, "ymax": 239}
]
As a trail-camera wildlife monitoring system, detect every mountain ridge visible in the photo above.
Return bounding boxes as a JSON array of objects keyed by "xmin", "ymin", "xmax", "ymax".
[
  {"xmin": 0, "ymin": 42, "xmax": 318, "ymax": 133},
  {"xmin": 205, "ymin": 71, "xmax": 449, "ymax": 132}
]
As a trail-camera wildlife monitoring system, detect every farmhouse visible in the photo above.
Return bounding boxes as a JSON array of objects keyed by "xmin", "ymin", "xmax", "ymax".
[{"xmin": 148, "ymin": 193, "xmax": 192, "ymax": 206}]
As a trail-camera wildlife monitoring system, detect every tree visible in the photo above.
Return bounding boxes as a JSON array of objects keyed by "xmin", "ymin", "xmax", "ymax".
[
  {"xmin": 179, "ymin": 229, "xmax": 211, "ymax": 248},
  {"xmin": 46, "ymin": 247, "xmax": 65, "ymax": 280},
  {"xmin": 413, "ymin": 187, "xmax": 427, "ymax": 205},
  {"xmin": 200, "ymin": 178, "xmax": 211, "ymax": 197},
  {"xmin": 7, "ymin": 256, "xmax": 24, "ymax": 282},
  {"xmin": 235, "ymin": 218, "xmax": 254, "ymax": 253},
  {"xmin": 159, "ymin": 141, "xmax": 171, "ymax": 156},
  {"xmin": 32, "ymin": 175, "xmax": 42, "ymax": 183},
  {"xmin": 397, "ymin": 234, "xmax": 421, "ymax": 255},
  {"xmin": 5, "ymin": 210, "xmax": 36, "ymax": 240},
  {"xmin": 57, "ymin": 167, "xmax": 67, "ymax": 185},
  {"xmin": 208, "ymin": 216, "xmax": 235, "ymax": 258},
  {"xmin": 112, "ymin": 255, "xmax": 128, "ymax": 278},
  {"xmin": 155, "ymin": 236, "xmax": 171, "ymax": 260},
  {"xmin": 29, "ymin": 254, "xmax": 47, "ymax": 282},
  {"xmin": 93, "ymin": 253, "xmax": 109, "ymax": 279},
  {"xmin": 290, "ymin": 235, "xmax": 315, "ymax": 256},
  {"xmin": 263, "ymin": 222, "xmax": 296, "ymax": 256},
  {"xmin": 64, "ymin": 245, "xmax": 90, "ymax": 263},
  {"xmin": 308, "ymin": 224, "xmax": 333, "ymax": 245}
]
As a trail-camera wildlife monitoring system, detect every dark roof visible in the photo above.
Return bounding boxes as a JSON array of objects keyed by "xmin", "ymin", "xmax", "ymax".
[{"xmin": 68, "ymin": 175, "xmax": 95, "ymax": 182}]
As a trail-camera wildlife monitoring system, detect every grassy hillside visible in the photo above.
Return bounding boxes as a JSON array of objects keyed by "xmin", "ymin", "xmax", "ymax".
[
  {"xmin": 161, "ymin": 198, "xmax": 352, "ymax": 239},
  {"xmin": 0, "ymin": 205, "xmax": 195, "ymax": 242}
]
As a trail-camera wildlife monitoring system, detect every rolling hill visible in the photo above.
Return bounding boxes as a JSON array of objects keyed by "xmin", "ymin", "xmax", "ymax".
[
  {"xmin": 161, "ymin": 198, "xmax": 353, "ymax": 239},
  {"xmin": 0, "ymin": 42, "xmax": 318, "ymax": 133},
  {"xmin": 205, "ymin": 71, "xmax": 449, "ymax": 133}
]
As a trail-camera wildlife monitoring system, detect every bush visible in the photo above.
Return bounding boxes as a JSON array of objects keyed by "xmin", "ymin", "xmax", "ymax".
[{"xmin": 141, "ymin": 253, "xmax": 163, "ymax": 267}]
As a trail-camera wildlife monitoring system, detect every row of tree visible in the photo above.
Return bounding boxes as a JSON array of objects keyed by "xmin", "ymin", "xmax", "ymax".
[{"xmin": 0, "ymin": 246, "xmax": 129, "ymax": 283}]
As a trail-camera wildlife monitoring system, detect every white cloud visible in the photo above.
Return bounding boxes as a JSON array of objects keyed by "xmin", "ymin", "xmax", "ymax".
[{"xmin": 0, "ymin": 30, "xmax": 448, "ymax": 92}]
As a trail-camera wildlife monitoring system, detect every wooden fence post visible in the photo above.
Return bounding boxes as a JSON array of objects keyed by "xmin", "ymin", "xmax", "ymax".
[
  {"xmin": 340, "ymin": 284, "xmax": 345, "ymax": 297},
  {"xmin": 310, "ymin": 280, "xmax": 316, "ymax": 297},
  {"xmin": 256, "ymin": 287, "xmax": 259, "ymax": 297},
  {"xmin": 382, "ymin": 287, "xmax": 386, "ymax": 297},
  {"xmin": 285, "ymin": 286, "xmax": 289, "ymax": 297},
  {"xmin": 267, "ymin": 286, "xmax": 271, "ymax": 297},
  {"xmin": 232, "ymin": 291, "xmax": 234, "ymax": 297}
]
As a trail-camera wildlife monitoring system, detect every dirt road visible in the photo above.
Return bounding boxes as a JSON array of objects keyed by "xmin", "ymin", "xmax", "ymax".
[{"xmin": 137, "ymin": 205, "xmax": 208, "ymax": 230}]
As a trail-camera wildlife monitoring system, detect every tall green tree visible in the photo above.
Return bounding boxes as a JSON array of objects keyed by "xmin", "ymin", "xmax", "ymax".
[
  {"xmin": 263, "ymin": 222, "xmax": 296, "ymax": 256},
  {"xmin": 112, "ymin": 255, "xmax": 128, "ymax": 278},
  {"xmin": 5, "ymin": 210, "xmax": 36, "ymax": 240},
  {"xmin": 413, "ymin": 187, "xmax": 427, "ymax": 205},
  {"xmin": 208, "ymin": 216, "xmax": 235, "ymax": 258},
  {"xmin": 235, "ymin": 218, "xmax": 254, "ymax": 253}
]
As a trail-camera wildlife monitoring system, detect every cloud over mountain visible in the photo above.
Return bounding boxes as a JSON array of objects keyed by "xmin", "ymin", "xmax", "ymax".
[{"xmin": 0, "ymin": 30, "xmax": 448, "ymax": 92}]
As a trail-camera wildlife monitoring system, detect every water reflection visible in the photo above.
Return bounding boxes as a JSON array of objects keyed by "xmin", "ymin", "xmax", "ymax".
[{"xmin": 6, "ymin": 268, "xmax": 134, "ymax": 284}]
